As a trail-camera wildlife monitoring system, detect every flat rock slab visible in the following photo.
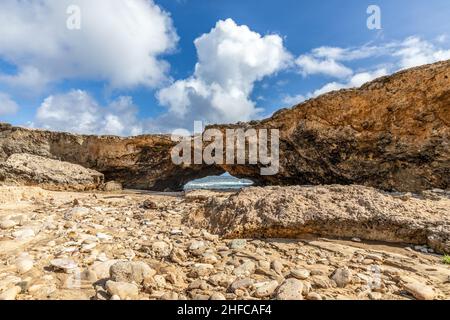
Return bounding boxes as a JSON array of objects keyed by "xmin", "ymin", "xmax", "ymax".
[{"xmin": 191, "ymin": 185, "xmax": 450, "ymax": 254}]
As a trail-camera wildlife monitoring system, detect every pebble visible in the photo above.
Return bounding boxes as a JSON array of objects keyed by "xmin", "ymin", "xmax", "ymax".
[
  {"xmin": 254, "ymin": 280, "xmax": 279, "ymax": 298},
  {"xmin": 229, "ymin": 239, "xmax": 247, "ymax": 250},
  {"xmin": 151, "ymin": 241, "xmax": 172, "ymax": 258},
  {"xmin": 105, "ymin": 280, "xmax": 139, "ymax": 300},
  {"xmin": 368, "ymin": 292, "xmax": 382, "ymax": 300},
  {"xmin": 96, "ymin": 233, "xmax": 113, "ymax": 241},
  {"xmin": 15, "ymin": 255, "xmax": 34, "ymax": 274},
  {"xmin": 0, "ymin": 219, "xmax": 17, "ymax": 230},
  {"xmin": 229, "ymin": 278, "xmax": 253, "ymax": 292},
  {"xmin": 331, "ymin": 267, "xmax": 352, "ymax": 288},
  {"xmin": 271, "ymin": 260, "xmax": 284, "ymax": 275},
  {"xmin": 64, "ymin": 207, "xmax": 90, "ymax": 220},
  {"xmin": 12, "ymin": 228, "xmax": 35, "ymax": 240},
  {"xmin": 189, "ymin": 263, "xmax": 214, "ymax": 278},
  {"xmin": 306, "ymin": 292, "xmax": 322, "ymax": 300},
  {"xmin": 210, "ymin": 292, "xmax": 226, "ymax": 300},
  {"xmin": 233, "ymin": 261, "xmax": 256, "ymax": 277},
  {"xmin": 91, "ymin": 260, "xmax": 118, "ymax": 279},
  {"xmin": 290, "ymin": 268, "xmax": 310, "ymax": 280},
  {"xmin": 50, "ymin": 258, "xmax": 78, "ymax": 273},
  {"xmin": 0, "ymin": 286, "xmax": 21, "ymax": 300},
  {"xmin": 403, "ymin": 282, "xmax": 435, "ymax": 300},
  {"xmin": 275, "ymin": 279, "xmax": 304, "ymax": 300},
  {"xmin": 110, "ymin": 261, "xmax": 156, "ymax": 284}
]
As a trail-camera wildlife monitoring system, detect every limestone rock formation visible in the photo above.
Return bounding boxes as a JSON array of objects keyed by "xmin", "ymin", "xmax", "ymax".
[
  {"xmin": 214, "ymin": 60, "xmax": 450, "ymax": 192},
  {"xmin": 188, "ymin": 185, "xmax": 450, "ymax": 253},
  {"xmin": 0, "ymin": 124, "xmax": 222, "ymax": 191},
  {"xmin": 0, "ymin": 153, "xmax": 104, "ymax": 191},
  {"xmin": 0, "ymin": 60, "xmax": 449, "ymax": 191}
]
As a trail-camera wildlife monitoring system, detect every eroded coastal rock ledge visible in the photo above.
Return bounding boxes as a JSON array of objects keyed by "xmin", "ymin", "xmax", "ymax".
[
  {"xmin": 1, "ymin": 60, "xmax": 449, "ymax": 192},
  {"xmin": 186, "ymin": 185, "xmax": 450, "ymax": 254}
]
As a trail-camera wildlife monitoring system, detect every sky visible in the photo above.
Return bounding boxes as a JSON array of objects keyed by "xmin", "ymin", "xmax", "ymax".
[{"xmin": 0, "ymin": 0, "xmax": 449, "ymax": 135}]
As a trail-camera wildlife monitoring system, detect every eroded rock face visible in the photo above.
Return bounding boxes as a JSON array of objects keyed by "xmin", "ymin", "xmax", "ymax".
[
  {"xmin": 188, "ymin": 185, "xmax": 450, "ymax": 253},
  {"xmin": 214, "ymin": 60, "xmax": 450, "ymax": 192},
  {"xmin": 0, "ymin": 124, "xmax": 223, "ymax": 191},
  {"xmin": 0, "ymin": 153, "xmax": 104, "ymax": 191},
  {"xmin": 0, "ymin": 60, "xmax": 449, "ymax": 191}
]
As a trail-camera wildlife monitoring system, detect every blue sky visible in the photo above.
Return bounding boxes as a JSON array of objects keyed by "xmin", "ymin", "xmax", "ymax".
[{"xmin": 0, "ymin": 0, "xmax": 449, "ymax": 134}]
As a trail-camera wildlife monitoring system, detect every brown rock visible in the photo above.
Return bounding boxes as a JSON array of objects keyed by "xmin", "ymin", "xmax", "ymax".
[{"xmin": 0, "ymin": 153, "xmax": 103, "ymax": 191}]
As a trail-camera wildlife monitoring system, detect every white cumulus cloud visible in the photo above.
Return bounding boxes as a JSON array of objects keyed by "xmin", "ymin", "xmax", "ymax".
[
  {"xmin": 0, "ymin": 0, "xmax": 178, "ymax": 90},
  {"xmin": 34, "ymin": 90, "xmax": 143, "ymax": 136},
  {"xmin": 295, "ymin": 55, "xmax": 353, "ymax": 78},
  {"xmin": 287, "ymin": 36, "xmax": 450, "ymax": 103},
  {"xmin": 0, "ymin": 92, "xmax": 19, "ymax": 116},
  {"xmin": 156, "ymin": 18, "xmax": 292, "ymax": 130},
  {"xmin": 311, "ymin": 68, "xmax": 388, "ymax": 97},
  {"xmin": 394, "ymin": 36, "xmax": 450, "ymax": 69}
]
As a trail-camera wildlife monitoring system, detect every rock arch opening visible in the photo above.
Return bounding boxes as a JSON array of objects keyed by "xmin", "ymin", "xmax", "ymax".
[{"xmin": 183, "ymin": 172, "xmax": 254, "ymax": 191}]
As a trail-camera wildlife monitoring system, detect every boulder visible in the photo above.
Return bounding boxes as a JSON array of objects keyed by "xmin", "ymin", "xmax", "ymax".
[
  {"xmin": 0, "ymin": 153, "xmax": 103, "ymax": 191},
  {"xmin": 191, "ymin": 185, "xmax": 450, "ymax": 253}
]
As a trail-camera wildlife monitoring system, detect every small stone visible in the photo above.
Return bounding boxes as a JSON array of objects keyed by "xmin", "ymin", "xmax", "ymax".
[
  {"xmin": 110, "ymin": 261, "xmax": 156, "ymax": 284},
  {"xmin": 0, "ymin": 286, "xmax": 21, "ymax": 300},
  {"xmin": 0, "ymin": 219, "xmax": 17, "ymax": 230},
  {"xmin": 50, "ymin": 258, "xmax": 78, "ymax": 273},
  {"xmin": 210, "ymin": 292, "xmax": 226, "ymax": 300},
  {"xmin": 290, "ymin": 268, "xmax": 310, "ymax": 280},
  {"xmin": 229, "ymin": 239, "xmax": 247, "ymax": 250},
  {"xmin": 188, "ymin": 279, "xmax": 209, "ymax": 291},
  {"xmin": 189, "ymin": 241, "xmax": 206, "ymax": 255},
  {"xmin": 110, "ymin": 294, "xmax": 121, "ymax": 300},
  {"xmin": 312, "ymin": 276, "xmax": 333, "ymax": 289},
  {"xmin": 233, "ymin": 261, "xmax": 256, "ymax": 277},
  {"xmin": 403, "ymin": 282, "xmax": 435, "ymax": 300},
  {"xmin": 189, "ymin": 263, "xmax": 214, "ymax": 278},
  {"xmin": 201, "ymin": 253, "xmax": 219, "ymax": 264},
  {"xmin": 229, "ymin": 278, "xmax": 253, "ymax": 293},
  {"xmin": 151, "ymin": 241, "xmax": 172, "ymax": 258},
  {"xmin": 97, "ymin": 252, "xmax": 109, "ymax": 262},
  {"xmin": 81, "ymin": 243, "xmax": 97, "ymax": 253},
  {"xmin": 276, "ymin": 279, "xmax": 303, "ymax": 300},
  {"xmin": 105, "ymin": 280, "xmax": 139, "ymax": 300},
  {"xmin": 271, "ymin": 260, "xmax": 283, "ymax": 275},
  {"xmin": 160, "ymin": 292, "xmax": 179, "ymax": 300},
  {"xmin": 365, "ymin": 253, "xmax": 383, "ymax": 262},
  {"xmin": 96, "ymin": 232, "xmax": 113, "ymax": 241},
  {"xmin": 170, "ymin": 229, "xmax": 183, "ymax": 235},
  {"xmin": 306, "ymin": 292, "xmax": 322, "ymax": 300},
  {"xmin": 64, "ymin": 207, "xmax": 90, "ymax": 220},
  {"xmin": 208, "ymin": 273, "xmax": 234, "ymax": 288},
  {"xmin": 331, "ymin": 267, "xmax": 352, "ymax": 288},
  {"xmin": 15, "ymin": 256, "xmax": 34, "ymax": 274},
  {"xmin": 254, "ymin": 280, "xmax": 279, "ymax": 298},
  {"xmin": 351, "ymin": 237, "xmax": 362, "ymax": 242},
  {"xmin": 142, "ymin": 199, "xmax": 157, "ymax": 209},
  {"xmin": 368, "ymin": 292, "xmax": 382, "ymax": 300},
  {"xmin": 103, "ymin": 181, "xmax": 122, "ymax": 192},
  {"xmin": 92, "ymin": 260, "xmax": 118, "ymax": 279}
]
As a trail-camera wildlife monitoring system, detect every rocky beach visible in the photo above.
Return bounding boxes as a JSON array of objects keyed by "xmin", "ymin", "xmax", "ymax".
[{"xmin": 0, "ymin": 60, "xmax": 449, "ymax": 301}]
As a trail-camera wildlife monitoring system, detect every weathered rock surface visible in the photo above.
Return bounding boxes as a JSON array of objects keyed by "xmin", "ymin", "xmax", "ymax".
[
  {"xmin": 214, "ymin": 60, "xmax": 450, "ymax": 192},
  {"xmin": 0, "ymin": 185, "xmax": 449, "ymax": 300},
  {"xmin": 0, "ymin": 153, "xmax": 103, "ymax": 191},
  {"xmin": 1, "ymin": 60, "xmax": 449, "ymax": 192},
  {"xmin": 0, "ymin": 124, "xmax": 221, "ymax": 191},
  {"xmin": 189, "ymin": 185, "xmax": 450, "ymax": 253}
]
